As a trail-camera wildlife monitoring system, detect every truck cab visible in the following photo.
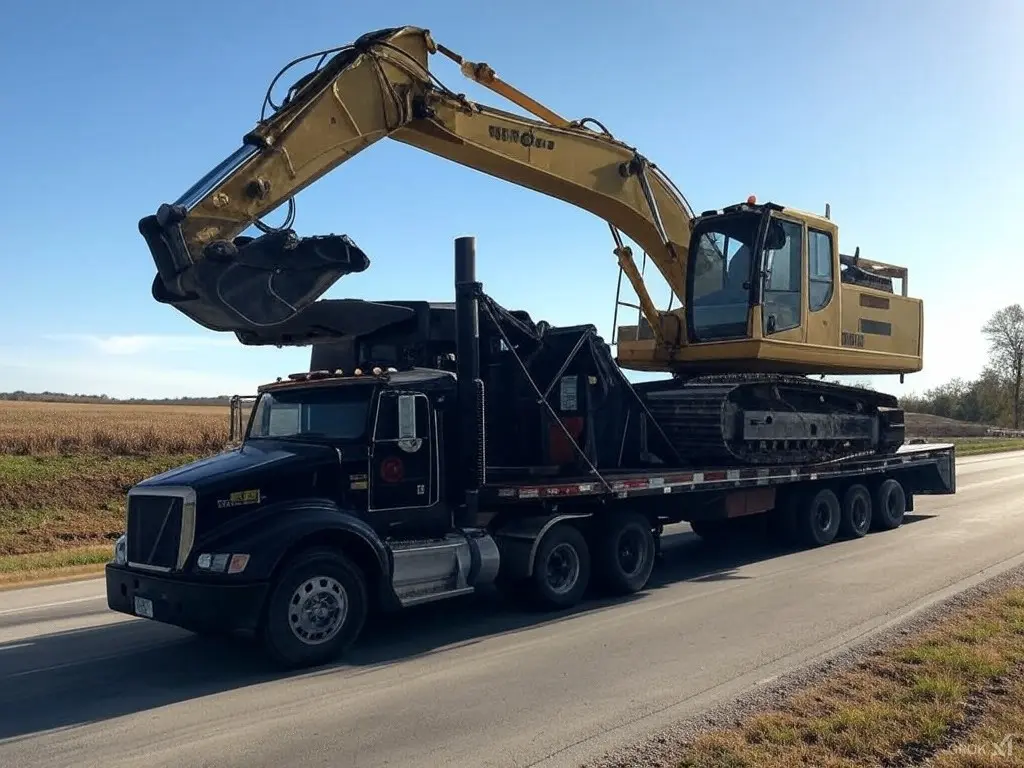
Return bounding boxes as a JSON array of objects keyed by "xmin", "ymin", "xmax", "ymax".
[
  {"xmin": 246, "ymin": 368, "xmax": 455, "ymax": 540},
  {"xmin": 106, "ymin": 366, "xmax": 489, "ymax": 667}
]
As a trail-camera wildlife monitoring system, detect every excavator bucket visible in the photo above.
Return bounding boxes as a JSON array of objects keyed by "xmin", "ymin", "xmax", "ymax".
[{"xmin": 140, "ymin": 205, "xmax": 370, "ymax": 333}]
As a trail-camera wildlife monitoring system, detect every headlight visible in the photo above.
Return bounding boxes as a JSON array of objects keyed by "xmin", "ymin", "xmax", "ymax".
[
  {"xmin": 113, "ymin": 534, "xmax": 127, "ymax": 565},
  {"xmin": 196, "ymin": 552, "xmax": 250, "ymax": 574}
]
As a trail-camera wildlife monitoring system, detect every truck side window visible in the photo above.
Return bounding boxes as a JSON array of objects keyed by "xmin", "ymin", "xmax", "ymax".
[{"xmin": 808, "ymin": 229, "xmax": 834, "ymax": 311}]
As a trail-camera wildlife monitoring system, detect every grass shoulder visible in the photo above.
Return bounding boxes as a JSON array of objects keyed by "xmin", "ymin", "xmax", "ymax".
[
  {"xmin": 950, "ymin": 437, "xmax": 1024, "ymax": 456},
  {"xmin": 593, "ymin": 581, "xmax": 1024, "ymax": 768},
  {"xmin": 0, "ymin": 452, "xmax": 206, "ymax": 557},
  {"xmin": 0, "ymin": 546, "xmax": 111, "ymax": 588}
]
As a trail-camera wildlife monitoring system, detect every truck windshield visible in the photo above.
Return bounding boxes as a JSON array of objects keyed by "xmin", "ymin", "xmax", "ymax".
[
  {"xmin": 687, "ymin": 212, "xmax": 761, "ymax": 342},
  {"xmin": 247, "ymin": 385, "xmax": 372, "ymax": 443}
]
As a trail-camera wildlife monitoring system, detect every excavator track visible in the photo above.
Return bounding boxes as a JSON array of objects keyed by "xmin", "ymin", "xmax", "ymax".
[{"xmin": 642, "ymin": 374, "xmax": 905, "ymax": 467}]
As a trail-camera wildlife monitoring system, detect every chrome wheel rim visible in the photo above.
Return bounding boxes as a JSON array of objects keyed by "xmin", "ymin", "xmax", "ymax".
[
  {"xmin": 545, "ymin": 543, "xmax": 580, "ymax": 595},
  {"xmin": 288, "ymin": 575, "xmax": 348, "ymax": 645}
]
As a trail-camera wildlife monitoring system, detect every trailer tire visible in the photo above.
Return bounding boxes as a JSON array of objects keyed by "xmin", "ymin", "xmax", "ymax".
[
  {"xmin": 528, "ymin": 523, "xmax": 591, "ymax": 610},
  {"xmin": 839, "ymin": 483, "xmax": 873, "ymax": 539},
  {"xmin": 261, "ymin": 547, "xmax": 368, "ymax": 669},
  {"xmin": 792, "ymin": 487, "xmax": 841, "ymax": 547},
  {"xmin": 872, "ymin": 478, "xmax": 906, "ymax": 531},
  {"xmin": 592, "ymin": 513, "xmax": 657, "ymax": 596}
]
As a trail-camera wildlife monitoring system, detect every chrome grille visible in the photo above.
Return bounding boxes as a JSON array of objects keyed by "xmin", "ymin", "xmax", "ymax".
[{"xmin": 126, "ymin": 488, "xmax": 195, "ymax": 571}]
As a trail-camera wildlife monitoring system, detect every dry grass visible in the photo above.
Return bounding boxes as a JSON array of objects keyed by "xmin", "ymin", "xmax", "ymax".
[
  {"xmin": 952, "ymin": 438, "xmax": 1024, "ymax": 456},
  {"xmin": 0, "ymin": 400, "xmax": 231, "ymax": 456},
  {"xmin": 667, "ymin": 588, "xmax": 1024, "ymax": 768},
  {"xmin": 0, "ymin": 545, "xmax": 110, "ymax": 586},
  {"xmin": 906, "ymin": 413, "xmax": 996, "ymax": 439}
]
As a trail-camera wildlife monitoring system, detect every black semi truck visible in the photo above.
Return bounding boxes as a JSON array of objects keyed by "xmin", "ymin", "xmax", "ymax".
[{"xmin": 105, "ymin": 237, "xmax": 956, "ymax": 668}]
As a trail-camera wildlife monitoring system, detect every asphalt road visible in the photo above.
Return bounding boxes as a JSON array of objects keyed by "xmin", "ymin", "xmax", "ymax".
[{"xmin": 2, "ymin": 451, "xmax": 1024, "ymax": 768}]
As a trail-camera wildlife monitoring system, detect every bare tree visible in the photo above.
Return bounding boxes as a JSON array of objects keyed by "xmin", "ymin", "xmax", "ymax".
[{"xmin": 982, "ymin": 304, "xmax": 1024, "ymax": 429}]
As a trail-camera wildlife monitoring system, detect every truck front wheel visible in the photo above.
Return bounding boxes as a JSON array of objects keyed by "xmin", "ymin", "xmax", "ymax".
[
  {"xmin": 262, "ymin": 547, "xmax": 369, "ymax": 668},
  {"xmin": 529, "ymin": 523, "xmax": 591, "ymax": 610}
]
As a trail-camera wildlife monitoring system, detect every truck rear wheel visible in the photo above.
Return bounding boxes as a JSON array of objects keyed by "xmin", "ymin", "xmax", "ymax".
[
  {"xmin": 791, "ymin": 487, "xmax": 841, "ymax": 547},
  {"xmin": 871, "ymin": 478, "xmax": 906, "ymax": 531},
  {"xmin": 592, "ymin": 512, "xmax": 656, "ymax": 595},
  {"xmin": 262, "ymin": 547, "xmax": 368, "ymax": 669},
  {"xmin": 839, "ymin": 483, "xmax": 872, "ymax": 538},
  {"xmin": 528, "ymin": 523, "xmax": 591, "ymax": 610}
]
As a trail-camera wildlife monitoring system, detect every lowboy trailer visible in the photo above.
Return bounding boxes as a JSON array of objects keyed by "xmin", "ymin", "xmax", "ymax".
[{"xmin": 105, "ymin": 236, "xmax": 956, "ymax": 668}]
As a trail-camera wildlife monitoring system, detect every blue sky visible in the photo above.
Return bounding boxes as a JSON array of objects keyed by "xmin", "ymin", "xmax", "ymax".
[{"xmin": 1, "ymin": 0, "xmax": 1020, "ymax": 399}]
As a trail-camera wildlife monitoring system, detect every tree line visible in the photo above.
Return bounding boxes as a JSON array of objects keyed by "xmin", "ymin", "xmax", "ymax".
[
  {"xmin": 898, "ymin": 304, "xmax": 1024, "ymax": 429},
  {"xmin": 0, "ymin": 391, "xmax": 232, "ymax": 406}
]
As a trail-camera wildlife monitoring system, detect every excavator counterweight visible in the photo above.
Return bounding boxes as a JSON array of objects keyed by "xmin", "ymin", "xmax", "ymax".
[{"xmin": 138, "ymin": 24, "xmax": 924, "ymax": 466}]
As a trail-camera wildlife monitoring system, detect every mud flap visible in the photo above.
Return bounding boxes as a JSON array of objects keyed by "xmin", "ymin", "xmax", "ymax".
[{"xmin": 143, "ymin": 216, "xmax": 370, "ymax": 333}]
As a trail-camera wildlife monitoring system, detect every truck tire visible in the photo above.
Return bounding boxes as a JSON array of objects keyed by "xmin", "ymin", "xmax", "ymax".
[
  {"xmin": 528, "ymin": 523, "xmax": 591, "ymax": 610},
  {"xmin": 592, "ymin": 512, "xmax": 656, "ymax": 596},
  {"xmin": 791, "ymin": 487, "xmax": 841, "ymax": 547},
  {"xmin": 871, "ymin": 478, "xmax": 906, "ymax": 531},
  {"xmin": 839, "ymin": 483, "xmax": 872, "ymax": 539},
  {"xmin": 262, "ymin": 546, "xmax": 368, "ymax": 669}
]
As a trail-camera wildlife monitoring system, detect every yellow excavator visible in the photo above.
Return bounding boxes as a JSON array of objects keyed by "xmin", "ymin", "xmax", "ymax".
[{"xmin": 138, "ymin": 25, "xmax": 922, "ymax": 465}]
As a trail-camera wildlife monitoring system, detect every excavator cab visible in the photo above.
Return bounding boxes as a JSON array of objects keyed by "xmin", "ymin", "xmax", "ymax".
[{"xmin": 613, "ymin": 200, "xmax": 923, "ymax": 377}]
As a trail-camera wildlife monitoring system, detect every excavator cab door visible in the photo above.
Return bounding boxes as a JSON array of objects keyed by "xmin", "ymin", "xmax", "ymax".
[{"xmin": 759, "ymin": 217, "xmax": 807, "ymax": 342}]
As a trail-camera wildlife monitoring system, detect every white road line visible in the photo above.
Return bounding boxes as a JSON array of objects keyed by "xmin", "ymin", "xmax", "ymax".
[{"xmin": 0, "ymin": 595, "xmax": 104, "ymax": 617}]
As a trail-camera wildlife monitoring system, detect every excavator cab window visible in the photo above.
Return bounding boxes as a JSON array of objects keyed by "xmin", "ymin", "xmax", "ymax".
[{"xmin": 686, "ymin": 212, "xmax": 760, "ymax": 342}]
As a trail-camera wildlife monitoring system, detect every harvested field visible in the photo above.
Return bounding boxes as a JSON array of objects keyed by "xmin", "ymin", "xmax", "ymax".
[{"xmin": 0, "ymin": 400, "xmax": 231, "ymax": 456}]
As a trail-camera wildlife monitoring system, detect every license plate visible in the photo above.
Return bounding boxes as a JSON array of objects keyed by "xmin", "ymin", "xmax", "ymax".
[{"xmin": 134, "ymin": 596, "xmax": 154, "ymax": 618}]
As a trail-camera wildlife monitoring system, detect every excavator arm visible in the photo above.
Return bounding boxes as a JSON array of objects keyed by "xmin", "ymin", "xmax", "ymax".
[{"xmin": 141, "ymin": 25, "xmax": 699, "ymax": 346}]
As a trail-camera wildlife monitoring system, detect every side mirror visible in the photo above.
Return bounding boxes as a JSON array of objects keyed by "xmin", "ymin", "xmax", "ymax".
[
  {"xmin": 397, "ymin": 394, "xmax": 417, "ymax": 439},
  {"xmin": 396, "ymin": 394, "xmax": 425, "ymax": 454},
  {"xmin": 764, "ymin": 222, "xmax": 787, "ymax": 251}
]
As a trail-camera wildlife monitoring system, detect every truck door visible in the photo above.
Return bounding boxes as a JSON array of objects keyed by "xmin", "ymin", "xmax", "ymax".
[{"xmin": 368, "ymin": 391, "xmax": 446, "ymax": 535}]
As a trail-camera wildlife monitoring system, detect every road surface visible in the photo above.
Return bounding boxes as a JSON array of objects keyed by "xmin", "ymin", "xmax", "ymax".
[{"xmin": 2, "ymin": 451, "xmax": 1024, "ymax": 768}]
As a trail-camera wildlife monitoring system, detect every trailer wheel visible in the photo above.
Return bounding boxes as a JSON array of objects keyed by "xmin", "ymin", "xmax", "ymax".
[
  {"xmin": 261, "ymin": 547, "xmax": 368, "ymax": 669},
  {"xmin": 871, "ymin": 478, "xmax": 906, "ymax": 531},
  {"xmin": 529, "ymin": 523, "xmax": 591, "ymax": 610},
  {"xmin": 839, "ymin": 483, "xmax": 873, "ymax": 539},
  {"xmin": 792, "ymin": 487, "xmax": 841, "ymax": 547},
  {"xmin": 592, "ymin": 513, "xmax": 657, "ymax": 596}
]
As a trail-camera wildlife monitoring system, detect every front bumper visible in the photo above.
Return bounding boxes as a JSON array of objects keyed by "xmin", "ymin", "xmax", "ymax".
[{"xmin": 105, "ymin": 564, "xmax": 269, "ymax": 635}]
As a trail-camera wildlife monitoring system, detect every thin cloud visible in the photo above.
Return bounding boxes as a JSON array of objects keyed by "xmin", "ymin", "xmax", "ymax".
[{"xmin": 43, "ymin": 333, "xmax": 237, "ymax": 356}]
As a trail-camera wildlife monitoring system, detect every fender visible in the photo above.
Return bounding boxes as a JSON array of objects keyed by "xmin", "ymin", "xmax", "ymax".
[
  {"xmin": 194, "ymin": 497, "xmax": 393, "ymax": 601},
  {"xmin": 492, "ymin": 512, "xmax": 593, "ymax": 580}
]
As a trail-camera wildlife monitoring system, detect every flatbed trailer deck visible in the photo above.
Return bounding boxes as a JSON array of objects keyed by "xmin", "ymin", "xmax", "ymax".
[
  {"xmin": 105, "ymin": 236, "xmax": 956, "ymax": 668},
  {"xmin": 481, "ymin": 443, "xmax": 955, "ymax": 504}
]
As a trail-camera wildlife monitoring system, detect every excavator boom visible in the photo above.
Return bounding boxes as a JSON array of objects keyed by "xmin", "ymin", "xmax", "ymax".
[{"xmin": 142, "ymin": 25, "xmax": 694, "ymax": 343}]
